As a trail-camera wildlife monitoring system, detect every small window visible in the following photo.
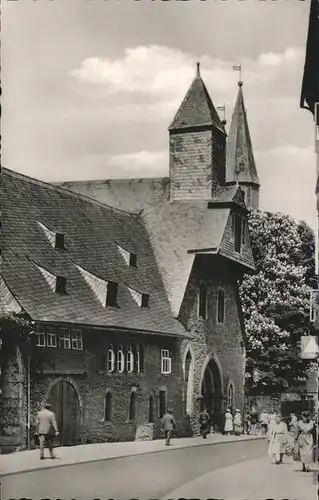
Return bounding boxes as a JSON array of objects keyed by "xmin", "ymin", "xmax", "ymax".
[
  {"xmin": 46, "ymin": 327, "xmax": 57, "ymax": 348},
  {"xmin": 36, "ymin": 329, "xmax": 46, "ymax": 347},
  {"xmin": 129, "ymin": 253, "xmax": 137, "ymax": 268},
  {"xmin": 141, "ymin": 294, "xmax": 149, "ymax": 308},
  {"xmin": 117, "ymin": 345, "xmax": 125, "ymax": 373},
  {"xmin": 106, "ymin": 281, "xmax": 118, "ymax": 307},
  {"xmin": 198, "ymin": 282, "xmax": 207, "ymax": 319},
  {"xmin": 135, "ymin": 345, "xmax": 141, "ymax": 373},
  {"xmin": 108, "ymin": 344, "xmax": 115, "ymax": 372},
  {"xmin": 227, "ymin": 384, "xmax": 234, "ymax": 409},
  {"xmin": 55, "ymin": 276, "xmax": 67, "ymax": 294},
  {"xmin": 217, "ymin": 289, "xmax": 225, "ymax": 324},
  {"xmin": 161, "ymin": 349, "xmax": 171, "ymax": 374},
  {"xmin": 159, "ymin": 390, "xmax": 166, "ymax": 418},
  {"xmin": 59, "ymin": 328, "xmax": 71, "ymax": 349},
  {"xmin": 71, "ymin": 329, "xmax": 83, "ymax": 350},
  {"xmin": 234, "ymin": 215, "xmax": 242, "ymax": 253},
  {"xmin": 104, "ymin": 392, "xmax": 112, "ymax": 421},
  {"xmin": 55, "ymin": 233, "xmax": 65, "ymax": 250},
  {"xmin": 129, "ymin": 391, "xmax": 137, "ymax": 420},
  {"xmin": 126, "ymin": 345, "xmax": 134, "ymax": 373}
]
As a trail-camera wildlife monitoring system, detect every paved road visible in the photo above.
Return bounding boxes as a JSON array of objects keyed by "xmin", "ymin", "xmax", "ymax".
[{"xmin": 2, "ymin": 439, "xmax": 310, "ymax": 500}]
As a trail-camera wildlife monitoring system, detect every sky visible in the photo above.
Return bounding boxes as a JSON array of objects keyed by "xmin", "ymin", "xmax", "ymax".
[{"xmin": 2, "ymin": 0, "xmax": 317, "ymax": 231}]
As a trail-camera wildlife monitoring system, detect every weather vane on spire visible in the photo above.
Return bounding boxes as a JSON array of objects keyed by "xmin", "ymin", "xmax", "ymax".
[
  {"xmin": 196, "ymin": 61, "xmax": 201, "ymax": 78},
  {"xmin": 232, "ymin": 63, "xmax": 243, "ymax": 85}
]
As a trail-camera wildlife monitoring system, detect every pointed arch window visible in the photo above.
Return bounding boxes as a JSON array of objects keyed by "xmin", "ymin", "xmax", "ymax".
[
  {"xmin": 126, "ymin": 345, "xmax": 134, "ymax": 373},
  {"xmin": 117, "ymin": 345, "xmax": 125, "ymax": 373},
  {"xmin": 129, "ymin": 390, "xmax": 137, "ymax": 420},
  {"xmin": 217, "ymin": 289, "xmax": 225, "ymax": 324},
  {"xmin": 227, "ymin": 383, "xmax": 234, "ymax": 409},
  {"xmin": 104, "ymin": 392, "xmax": 112, "ymax": 421},
  {"xmin": 198, "ymin": 282, "xmax": 208, "ymax": 319},
  {"xmin": 108, "ymin": 344, "xmax": 115, "ymax": 373}
]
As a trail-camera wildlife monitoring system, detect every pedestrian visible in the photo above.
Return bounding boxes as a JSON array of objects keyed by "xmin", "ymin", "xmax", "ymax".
[
  {"xmin": 286, "ymin": 413, "xmax": 299, "ymax": 459},
  {"xmin": 224, "ymin": 408, "xmax": 233, "ymax": 435},
  {"xmin": 162, "ymin": 408, "xmax": 176, "ymax": 446},
  {"xmin": 268, "ymin": 414, "xmax": 288, "ymax": 465},
  {"xmin": 199, "ymin": 407, "xmax": 211, "ymax": 439},
  {"xmin": 296, "ymin": 411, "xmax": 314, "ymax": 472},
  {"xmin": 260, "ymin": 408, "xmax": 270, "ymax": 436},
  {"xmin": 35, "ymin": 403, "xmax": 59, "ymax": 460},
  {"xmin": 233, "ymin": 409, "xmax": 242, "ymax": 436},
  {"xmin": 250, "ymin": 406, "xmax": 258, "ymax": 435},
  {"xmin": 245, "ymin": 413, "xmax": 251, "ymax": 435}
]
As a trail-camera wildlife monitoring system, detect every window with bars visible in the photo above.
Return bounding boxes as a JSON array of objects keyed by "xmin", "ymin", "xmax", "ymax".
[
  {"xmin": 117, "ymin": 345, "xmax": 125, "ymax": 373},
  {"xmin": 161, "ymin": 349, "xmax": 171, "ymax": 374},
  {"xmin": 71, "ymin": 329, "xmax": 83, "ymax": 350},
  {"xmin": 108, "ymin": 345, "xmax": 115, "ymax": 372},
  {"xmin": 46, "ymin": 327, "xmax": 57, "ymax": 348},
  {"xmin": 59, "ymin": 328, "xmax": 71, "ymax": 349},
  {"xmin": 126, "ymin": 345, "xmax": 134, "ymax": 373},
  {"xmin": 198, "ymin": 282, "xmax": 207, "ymax": 319},
  {"xmin": 217, "ymin": 289, "xmax": 225, "ymax": 324}
]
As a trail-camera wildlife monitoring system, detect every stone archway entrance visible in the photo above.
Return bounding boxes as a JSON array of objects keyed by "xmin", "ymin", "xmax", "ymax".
[
  {"xmin": 47, "ymin": 381, "xmax": 81, "ymax": 446},
  {"xmin": 201, "ymin": 359, "xmax": 223, "ymax": 431}
]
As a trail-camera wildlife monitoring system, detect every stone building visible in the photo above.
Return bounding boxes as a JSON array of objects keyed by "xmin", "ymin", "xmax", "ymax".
[{"xmin": 1, "ymin": 64, "xmax": 258, "ymax": 450}]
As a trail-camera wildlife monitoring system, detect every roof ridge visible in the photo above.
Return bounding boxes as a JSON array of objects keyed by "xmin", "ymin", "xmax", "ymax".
[
  {"xmin": 58, "ymin": 176, "xmax": 170, "ymax": 185},
  {"xmin": 2, "ymin": 168, "xmax": 139, "ymax": 217}
]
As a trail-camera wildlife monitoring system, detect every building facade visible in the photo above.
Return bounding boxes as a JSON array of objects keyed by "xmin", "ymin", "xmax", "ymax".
[{"xmin": 1, "ymin": 65, "xmax": 258, "ymax": 450}]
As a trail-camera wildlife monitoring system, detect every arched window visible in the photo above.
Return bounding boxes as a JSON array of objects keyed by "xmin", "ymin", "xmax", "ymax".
[
  {"xmin": 129, "ymin": 390, "xmax": 137, "ymax": 420},
  {"xmin": 104, "ymin": 392, "xmax": 112, "ymax": 421},
  {"xmin": 148, "ymin": 394, "xmax": 154, "ymax": 423},
  {"xmin": 136, "ymin": 345, "xmax": 140, "ymax": 373},
  {"xmin": 126, "ymin": 345, "xmax": 134, "ymax": 373},
  {"xmin": 117, "ymin": 345, "xmax": 125, "ymax": 373},
  {"xmin": 227, "ymin": 383, "xmax": 234, "ymax": 410},
  {"xmin": 217, "ymin": 289, "xmax": 225, "ymax": 324},
  {"xmin": 108, "ymin": 344, "xmax": 115, "ymax": 373}
]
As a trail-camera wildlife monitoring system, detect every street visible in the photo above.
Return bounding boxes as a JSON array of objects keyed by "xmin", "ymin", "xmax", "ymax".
[{"xmin": 2, "ymin": 438, "xmax": 316, "ymax": 500}]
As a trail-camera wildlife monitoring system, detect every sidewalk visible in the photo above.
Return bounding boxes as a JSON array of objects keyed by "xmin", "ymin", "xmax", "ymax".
[{"xmin": 1, "ymin": 433, "xmax": 264, "ymax": 476}]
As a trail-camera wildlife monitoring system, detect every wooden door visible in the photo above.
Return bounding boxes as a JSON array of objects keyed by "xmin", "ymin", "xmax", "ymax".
[{"xmin": 47, "ymin": 381, "xmax": 81, "ymax": 446}]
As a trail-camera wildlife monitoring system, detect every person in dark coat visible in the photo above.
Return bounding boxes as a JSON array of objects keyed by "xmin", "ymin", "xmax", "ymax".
[
  {"xmin": 199, "ymin": 408, "xmax": 211, "ymax": 439},
  {"xmin": 162, "ymin": 409, "xmax": 176, "ymax": 446},
  {"xmin": 35, "ymin": 403, "xmax": 59, "ymax": 460}
]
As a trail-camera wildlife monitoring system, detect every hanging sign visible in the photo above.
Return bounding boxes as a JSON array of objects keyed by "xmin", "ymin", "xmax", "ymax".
[{"xmin": 301, "ymin": 336, "xmax": 319, "ymax": 359}]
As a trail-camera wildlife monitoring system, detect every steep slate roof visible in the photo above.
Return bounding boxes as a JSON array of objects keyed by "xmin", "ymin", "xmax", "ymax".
[
  {"xmin": 225, "ymin": 82, "xmax": 260, "ymax": 185},
  {"xmin": 168, "ymin": 64, "xmax": 226, "ymax": 134},
  {"xmin": 0, "ymin": 168, "xmax": 186, "ymax": 336},
  {"xmin": 58, "ymin": 178, "xmax": 255, "ymax": 317}
]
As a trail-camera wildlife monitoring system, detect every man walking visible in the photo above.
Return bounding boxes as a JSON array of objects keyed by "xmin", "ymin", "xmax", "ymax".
[
  {"xmin": 35, "ymin": 403, "xmax": 59, "ymax": 460},
  {"xmin": 162, "ymin": 408, "xmax": 176, "ymax": 446},
  {"xmin": 199, "ymin": 407, "xmax": 211, "ymax": 439}
]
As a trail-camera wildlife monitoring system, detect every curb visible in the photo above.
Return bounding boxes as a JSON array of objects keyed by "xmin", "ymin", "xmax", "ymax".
[{"xmin": 2, "ymin": 436, "xmax": 266, "ymax": 477}]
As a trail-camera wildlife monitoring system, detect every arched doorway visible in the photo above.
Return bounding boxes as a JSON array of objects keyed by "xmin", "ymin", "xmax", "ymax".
[
  {"xmin": 201, "ymin": 359, "xmax": 223, "ymax": 431},
  {"xmin": 47, "ymin": 381, "xmax": 81, "ymax": 446}
]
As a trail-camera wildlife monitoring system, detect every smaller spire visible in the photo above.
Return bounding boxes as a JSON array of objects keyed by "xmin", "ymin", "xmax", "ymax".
[{"xmin": 196, "ymin": 61, "xmax": 201, "ymax": 78}]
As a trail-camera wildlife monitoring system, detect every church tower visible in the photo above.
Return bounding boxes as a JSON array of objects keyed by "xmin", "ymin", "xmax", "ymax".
[
  {"xmin": 225, "ymin": 81, "xmax": 260, "ymax": 209},
  {"xmin": 168, "ymin": 63, "xmax": 227, "ymax": 201}
]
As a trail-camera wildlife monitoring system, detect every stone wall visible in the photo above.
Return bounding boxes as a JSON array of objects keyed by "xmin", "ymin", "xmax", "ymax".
[
  {"xmin": 178, "ymin": 256, "xmax": 246, "ymax": 434},
  {"xmin": 28, "ymin": 331, "xmax": 190, "ymax": 446}
]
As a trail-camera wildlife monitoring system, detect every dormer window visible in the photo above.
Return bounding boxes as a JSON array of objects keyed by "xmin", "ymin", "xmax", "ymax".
[
  {"xmin": 117, "ymin": 244, "xmax": 137, "ymax": 268},
  {"xmin": 127, "ymin": 286, "xmax": 149, "ymax": 308},
  {"xmin": 55, "ymin": 233, "xmax": 65, "ymax": 250},
  {"xmin": 55, "ymin": 276, "xmax": 67, "ymax": 294},
  {"xmin": 37, "ymin": 221, "xmax": 65, "ymax": 250},
  {"xmin": 106, "ymin": 281, "xmax": 118, "ymax": 307}
]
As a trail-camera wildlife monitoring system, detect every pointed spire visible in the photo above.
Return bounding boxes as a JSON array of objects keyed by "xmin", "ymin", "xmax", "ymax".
[
  {"xmin": 225, "ymin": 81, "xmax": 260, "ymax": 186},
  {"xmin": 168, "ymin": 64, "xmax": 226, "ymax": 134}
]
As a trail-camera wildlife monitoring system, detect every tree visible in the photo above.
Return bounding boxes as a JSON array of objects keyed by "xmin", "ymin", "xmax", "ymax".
[{"xmin": 240, "ymin": 210, "xmax": 316, "ymax": 395}]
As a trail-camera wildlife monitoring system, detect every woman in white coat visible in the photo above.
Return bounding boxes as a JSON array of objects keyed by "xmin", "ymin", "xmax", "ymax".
[{"xmin": 224, "ymin": 408, "xmax": 234, "ymax": 435}]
